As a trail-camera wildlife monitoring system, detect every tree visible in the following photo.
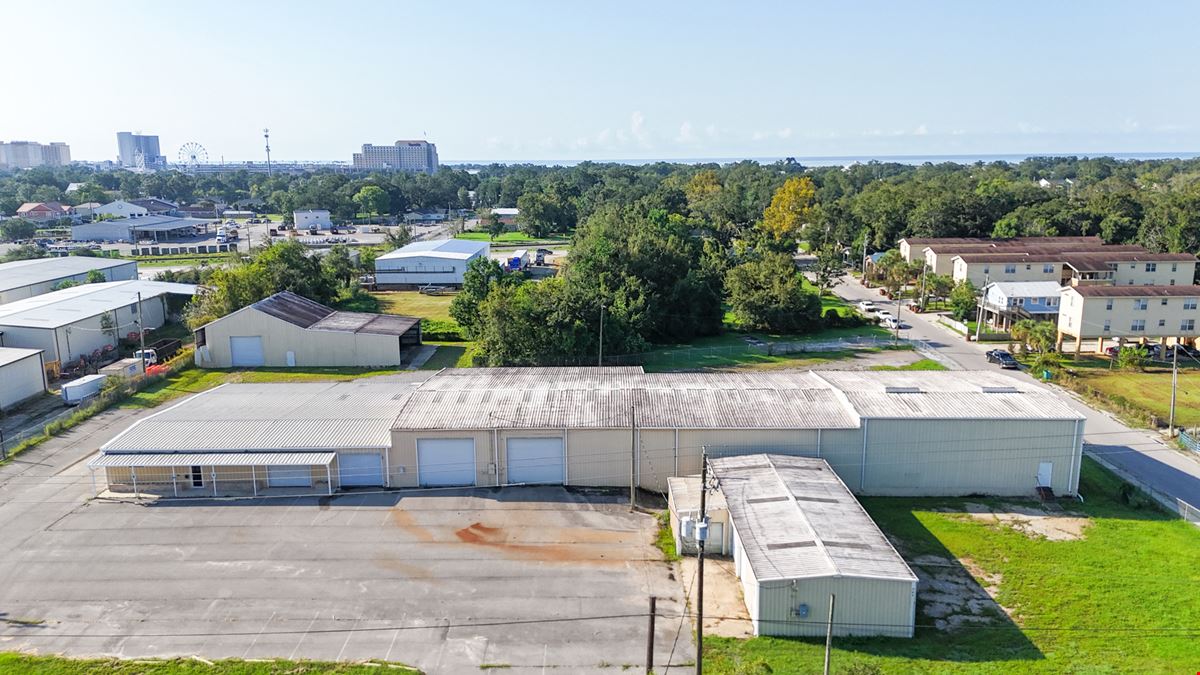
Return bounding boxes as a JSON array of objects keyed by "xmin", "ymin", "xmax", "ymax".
[
  {"xmin": 449, "ymin": 256, "xmax": 517, "ymax": 338},
  {"xmin": 1117, "ymin": 345, "xmax": 1149, "ymax": 371},
  {"xmin": 353, "ymin": 185, "xmax": 390, "ymax": 218},
  {"xmin": 383, "ymin": 225, "xmax": 413, "ymax": 249},
  {"xmin": 71, "ymin": 183, "xmax": 110, "ymax": 205},
  {"xmin": 99, "ymin": 311, "xmax": 118, "ymax": 345},
  {"xmin": 1011, "ymin": 319, "xmax": 1056, "ymax": 352},
  {"xmin": 321, "ymin": 245, "xmax": 356, "ymax": 287},
  {"xmin": 725, "ymin": 252, "xmax": 823, "ymax": 333},
  {"xmin": 948, "ymin": 280, "xmax": 977, "ymax": 322},
  {"xmin": 760, "ymin": 176, "xmax": 816, "ymax": 242},
  {"xmin": 926, "ymin": 273, "xmax": 955, "ymax": 304},
  {"xmin": 811, "ymin": 244, "xmax": 845, "ymax": 293},
  {"xmin": 86, "ymin": 269, "xmax": 107, "ymax": 284},
  {"xmin": 875, "ymin": 249, "xmax": 907, "ymax": 297},
  {"xmin": 1, "ymin": 243, "xmax": 47, "ymax": 262},
  {"xmin": 483, "ymin": 210, "xmax": 506, "ymax": 240},
  {"xmin": 0, "ymin": 218, "xmax": 37, "ymax": 242}
]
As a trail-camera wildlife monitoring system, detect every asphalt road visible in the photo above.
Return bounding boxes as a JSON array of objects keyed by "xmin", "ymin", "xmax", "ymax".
[{"xmin": 834, "ymin": 275, "xmax": 1200, "ymax": 512}]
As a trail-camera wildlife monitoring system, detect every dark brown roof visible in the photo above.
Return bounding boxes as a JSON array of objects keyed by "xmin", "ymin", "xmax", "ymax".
[
  {"xmin": 1070, "ymin": 285, "xmax": 1200, "ymax": 298},
  {"xmin": 251, "ymin": 291, "xmax": 419, "ymax": 336},
  {"xmin": 1062, "ymin": 251, "xmax": 1198, "ymax": 271},
  {"xmin": 927, "ymin": 243, "xmax": 1143, "ymax": 256},
  {"xmin": 953, "ymin": 252, "xmax": 1066, "ymax": 263},
  {"xmin": 903, "ymin": 235, "xmax": 1101, "ymax": 247}
]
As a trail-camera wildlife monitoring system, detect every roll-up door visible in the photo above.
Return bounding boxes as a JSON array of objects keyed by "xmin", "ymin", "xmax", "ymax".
[
  {"xmin": 506, "ymin": 437, "xmax": 564, "ymax": 484},
  {"xmin": 339, "ymin": 453, "xmax": 384, "ymax": 487},
  {"xmin": 229, "ymin": 336, "xmax": 265, "ymax": 367},
  {"xmin": 417, "ymin": 438, "xmax": 476, "ymax": 487},
  {"xmin": 267, "ymin": 465, "xmax": 312, "ymax": 487}
]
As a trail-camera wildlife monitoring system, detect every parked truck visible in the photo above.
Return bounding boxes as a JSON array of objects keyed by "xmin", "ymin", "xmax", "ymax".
[
  {"xmin": 135, "ymin": 338, "xmax": 182, "ymax": 365},
  {"xmin": 506, "ymin": 249, "xmax": 530, "ymax": 272}
]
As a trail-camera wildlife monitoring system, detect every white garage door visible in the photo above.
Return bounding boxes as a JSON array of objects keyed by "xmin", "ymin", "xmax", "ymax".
[
  {"xmin": 417, "ymin": 438, "xmax": 476, "ymax": 487},
  {"xmin": 267, "ymin": 465, "xmax": 312, "ymax": 487},
  {"xmin": 507, "ymin": 437, "xmax": 564, "ymax": 485},
  {"xmin": 229, "ymin": 336, "xmax": 265, "ymax": 367},
  {"xmin": 339, "ymin": 453, "xmax": 384, "ymax": 487}
]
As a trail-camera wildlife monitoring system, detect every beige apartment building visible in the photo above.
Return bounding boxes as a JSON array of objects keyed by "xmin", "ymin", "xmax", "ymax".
[
  {"xmin": 952, "ymin": 251, "xmax": 1196, "ymax": 288},
  {"xmin": 1057, "ymin": 286, "xmax": 1200, "ymax": 354}
]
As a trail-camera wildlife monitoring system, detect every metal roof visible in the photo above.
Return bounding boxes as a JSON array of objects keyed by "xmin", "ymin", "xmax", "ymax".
[
  {"xmin": 0, "ymin": 257, "xmax": 137, "ymax": 294},
  {"xmin": 813, "ymin": 371, "xmax": 1084, "ymax": 420},
  {"xmin": 667, "ymin": 475, "xmax": 727, "ymax": 514},
  {"xmin": 377, "ymin": 238, "xmax": 490, "ymax": 261},
  {"xmin": 0, "ymin": 346, "xmax": 43, "ymax": 368},
  {"xmin": 984, "ymin": 281, "xmax": 1064, "ymax": 298},
  {"xmin": 236, "ymin": 291, "xmax": 420, "ymax": 336},
  {"xmin": 711, "ymin": 454, "xmax": 917, "ymax": 583},
  {"xmin": 88, "ymin": 451, "xmax": 336, "ymax": 468},
  {"xmin": 131, "ymin": 218, "xmax": 211, "ymax": 232},
  {"xmin": 0, "ymin": 280, "xmax": 197, "ymax": 329},
  {"xmin": 101, "ymin": 378, "xmax": 431, "ymax": 453},
  {"xmin": 903, "ymin": 236, "xmax": 1100, "ymax": 247},
  {"xmin": 1068, "ymin": 284, "xmax": 1200, "ymax": 298}
]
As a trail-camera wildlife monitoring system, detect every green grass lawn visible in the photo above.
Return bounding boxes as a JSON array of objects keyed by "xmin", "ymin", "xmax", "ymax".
[
  {"xmin": 705, "ymin": 458, "xmax": 1200, "ymax": 674},
  {"xmin": 1057, "ymin": 359, "xmax": 1200, "ymax": 428},
  {"xmin": 420, "ymin": 342, "xmax": 476, "ymax": 369},
  {"xmin": 869, "ymin": 358, "xmax": 947, "ymax": 371},
  {"xmin": 636, "ymin": 327, "xmax": 897, "ymax": 372},
  {"xmin": 0, "ymin": 654, "xmax": 416, "ymax": 674},
  {"xmin": 371, "ymin": 291, "xmax": 455, "ymax": 322},
  {"xmin": 454, "ymin": 231, "xmax": 567, "ymax": 244}
]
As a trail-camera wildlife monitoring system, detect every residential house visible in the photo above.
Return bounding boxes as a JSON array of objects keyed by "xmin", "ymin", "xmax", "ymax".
[
  {"xmin": 15, "ymin": 202, "xmax": 69, "ymax": 222},
  {"xmin": 979, "ymin": 281, "xmax": 1063, "ymax": 330}
]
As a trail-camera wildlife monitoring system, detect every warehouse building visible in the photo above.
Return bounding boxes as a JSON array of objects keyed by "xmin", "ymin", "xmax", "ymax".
[
  {"xmin": 0, "ymin": 280, "xmax": 196, "ymax": 366},
  {"xmin": 709, "ymin": 454, "xmax": 918, "ymax": 638},
  {"xmin": 91, "ymin": 368, "xmax": 1086, "ymax": 500},
  {"xmin": 194, "ymin": 291, "xmax": 421, "ymax": 368},
  {"xmin": 0, "ymin": 347, "xmax": 47, "ymax": 410},
  {"xmin": 375, "ymin": 238, "xmax": 490, "ymax": 288},
  {"xmin": 71, "ymin": 215, "xmax": 214, "ymax": 242},
  {"xmin": 0, "ymin": 257, "xmax": 138, "ymax": 305}
]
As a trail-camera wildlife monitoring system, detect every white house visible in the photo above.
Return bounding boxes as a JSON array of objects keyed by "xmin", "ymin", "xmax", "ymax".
[
  {"xmin": 294, "ymin": 209, "xmax": 332, "ymax": 230},
  {"xmin": 980, "ymin": 281, "xmax": 1063, "ymax": 330},
  {"xmin": 375, "ymin": 238, "xmax": 490, "ymax": 288},
  {"xmin": 94, "ymin": 200, "xmax": 150, "ymax": 220}
]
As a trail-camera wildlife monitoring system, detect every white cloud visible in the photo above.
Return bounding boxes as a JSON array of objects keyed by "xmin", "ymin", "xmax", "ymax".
[
  {"xmin": 777, "ymin": 127, "xmax": 793, "ymax": 139},
  {"xmin": 705, "ymin": 124, "xmax": 719, "ymax": 139},
  {"xmin": 913, "ymin": 124, "xmax": 928, "ymax": 136},
  {"xmin": 1122, "ymin": 119, "xmax": 1140, "ymax": 132},
  {"xmin": 630, "ymin": 110, "xmax": 649, "ymax": 146},
  {"xmin": 1017, "ymin": 122, "xmax": 1045, "ymax": 134},
  {"xmin": 751, "ymin": 130, "xmax": 769, "ymax": 141},
  {"xmin": 676, "ymin": 121, "xmax": 696, "ymax": 144}
]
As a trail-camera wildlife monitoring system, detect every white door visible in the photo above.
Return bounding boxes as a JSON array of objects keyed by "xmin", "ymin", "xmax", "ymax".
[
  {"xmin": 229, "ymin": 336, "xmax": 265, "ymax": 367},
  {"xmin": 1037, "ymin": 461, "xmax": 1053, "ymax": 487},
  {"xmin": 339, "ymin": 453, "xmax": 385, "ymax": 487},
  {"xmin": 506, "ymin": 437, "xmax": 564, "ymax": 485},
  {"xmin": 709, "ymin": 521, "xmax": 724, "ymax": 555},
  {"xmin": 417, "ymin": 438, "xmax": 476, "ymax": 487},
  {"xmin": 267, "ymin": 465, "xmax": 312, "ymax": 487}
]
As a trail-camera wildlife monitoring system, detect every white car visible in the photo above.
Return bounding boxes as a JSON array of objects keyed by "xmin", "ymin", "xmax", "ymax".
[
  {"xmin": 876, "ymin": 310, "xmax": 895, "ymax": 322},
  {"xmin": 857, "ymin": 300, "xmax": 876, "ymax": 313}
]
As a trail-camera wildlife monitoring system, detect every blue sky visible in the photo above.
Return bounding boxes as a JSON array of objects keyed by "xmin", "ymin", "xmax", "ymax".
[{"xmin": 3, "ymin": 1, "xmax": 1198, "ymax": 162}]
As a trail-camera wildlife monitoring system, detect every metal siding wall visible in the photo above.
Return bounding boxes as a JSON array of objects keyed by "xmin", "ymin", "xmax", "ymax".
[
  {"xmin": 862, "ymin": 419, "xmax": 1080, "ymax": 496},
  {"xmin": 0, "ymin": 354, "xmax": 45, "ymax": 408},
  {"xmin": 638, "ymin": 429, "xmax": 675, "ymax": 492},
  {"xmin": 756, "ymin": 577, "xmax": 914, "ymax": 638},
  {"xmin": 564, "ymin": 429, "xmax": 630, "ymax": 487},
  {"xmin": 815, "ymin": 428, "xmax": 867, "ymax": 492},
  {"xmin": 201, "ymin": 310, "xmax": 405, "ymax": 369}
]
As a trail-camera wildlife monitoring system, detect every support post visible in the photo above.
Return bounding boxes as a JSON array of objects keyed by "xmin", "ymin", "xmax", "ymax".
[
  {"xmin": 136, "ymin": 291, "xmax": 147, "ymax": 375},
  {"xmin": 212, "ymin": 467, "xmax": 217, "ymax": 497},
  {"xmin": 326, "ymin": 464, "xmax": 333, "ymax": 495},
  {"xmin": 645, "ymin": 595, "xmax": 656, "ymax": 674},
  {"xmin": 251, "ymin": 465, "xmax": 257, "ymax": 497},
  {"xmin": 696, "ymin": 452, "xmax": 707, "ymax": 675},
  {"xmin": 823, "ymin": 594, "xmax": 836, "ymax": 675},
  {"xmin": 90, "ymin": 467, "xmax": 97, "ymax": 497},
  {"xmin": 131, "ymin": 467, "xmax": 139, "ymax": 501},
  {"xmin": 630, "ymin": 404, "xmax": 637, "ymax": 510}
]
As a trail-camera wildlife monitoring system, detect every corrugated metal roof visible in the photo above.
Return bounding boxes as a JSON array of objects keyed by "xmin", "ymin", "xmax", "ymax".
[
  {"xmin": 0, "ymin": 257, "xmax": 136, "ymax": 294},
  {"xmin": 377, "ymin": 238, "xmax": 489, "ymax": 261},
  {"xmin": 667, "ymin": 475, "xmax": 726, "ymax": 514},
  {"xmin": 813, "ymin": 371, "xmax": 1084, "ymax": 420},
  {"xmin": 0, "ymin": 280, "xmax": 196, "ymax": 328},
  {"xmin": 711, "ymin": 454, "xmax": 917, "ymax": 583},
  {"xmin": 0, "ymin": 346, "xmax": 43, "ymax": 368},
  {"xmin": 89, "ymin": 451, "xmax": 336, "ymax": 468},
  {"xmin": 234, "ymin": 292, "xmax": 420, "ymax": 336},
  {"xmin": 101, "ymin": 378, "xmax": 431, "ymax": 452}
]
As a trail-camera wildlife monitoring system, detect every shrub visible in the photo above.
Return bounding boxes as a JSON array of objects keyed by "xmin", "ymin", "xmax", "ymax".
[{"xmin": 421, "ymin": 318, "xmax": 464, "ymax": 341}]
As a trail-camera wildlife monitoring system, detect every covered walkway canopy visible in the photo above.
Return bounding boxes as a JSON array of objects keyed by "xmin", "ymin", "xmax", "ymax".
[{"xmin": 88, "ymin": 451, "xmax": 337, "ymax": 497}]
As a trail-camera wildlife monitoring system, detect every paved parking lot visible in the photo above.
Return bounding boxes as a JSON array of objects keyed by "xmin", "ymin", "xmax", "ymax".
[{"xmin": 0, "ymin": 485, "xmax": 690, "ymax": 673}]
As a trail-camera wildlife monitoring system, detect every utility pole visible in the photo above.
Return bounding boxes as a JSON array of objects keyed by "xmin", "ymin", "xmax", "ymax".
[
  {"xmin": 263, "ymin": 128, "xmax": 272, "ymax": 177},
  {"xmin": 974, "ymin": 275, "xmax": 989, "ymax": 342},
  {"xmin": 823, "ymin": 594, "xmax": 836, "ymax": 675},
  {"xmin": 598, "ymin": 303, "xmax": 605, "ymax": 367},
  {"xmin": 1169, "ymin": 344, "xmax": 1179, "ymax": 436},
  {"xmin": 136, "ymin": 291, "xmax": 146, "ymax": 375},
  {"xmin": 645, "ymin": 595, "xmax": 656, "ymax": 674},
  {"xmin": 695, "ymin": 452, "xmax": 708, "ymax": 675},
  {"xmin": 630, "ymin": 404, "xmax": 637, "ymax": 510},
  {"xmin": 894, "ymin": 295, "xmax": 901, "ymax": 342}
]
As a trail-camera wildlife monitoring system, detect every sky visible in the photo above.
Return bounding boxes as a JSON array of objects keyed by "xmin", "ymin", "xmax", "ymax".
[{"xmin": 3, "ymin": 1, "xmax": 1199, "ymax": 163}]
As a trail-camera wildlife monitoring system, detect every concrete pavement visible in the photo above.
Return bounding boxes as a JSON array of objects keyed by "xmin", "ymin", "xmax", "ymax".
[{"xmin": 834, "ymin": 275, "xmax": 1200, "ymax": 514}]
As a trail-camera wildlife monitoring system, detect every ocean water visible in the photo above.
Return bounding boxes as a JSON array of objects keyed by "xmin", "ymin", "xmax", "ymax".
[{"xmin": 444, "ymin": 151, "xmax": 1200, "ymax": 168}]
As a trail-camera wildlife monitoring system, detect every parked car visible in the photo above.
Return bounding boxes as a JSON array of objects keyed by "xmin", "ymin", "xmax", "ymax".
[
  {"xmin": 1166, "ymin": 344, "xmax": 1200, "ymax": 359},
  {"xmin": 987, "ymin": 349, "xmax": 1019, "ymax": 369},
  {"xmin": 856, "ymin": 300, "xmax": 876, "ymax": 313},
  {"xmin": 875, "ymin": 310, "xmax": 895, "ymax": 322},
  {"xmin": 535, "ymin": 248, "xmax": 553, "ymax": 265}
]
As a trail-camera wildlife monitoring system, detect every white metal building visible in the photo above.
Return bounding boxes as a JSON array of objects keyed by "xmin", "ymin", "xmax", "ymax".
[
  {"xmin": 194, "ymin": 291, "xmax": 421, "ymax": 368},
  {"xmin": 0, "ymin": 280, "xmax": 196, "ymax": 366},
  {"xmin": 0, "ymin": 347, "xmax": 46, "ymax": 410},
  {"xmin": 0, "ymin": 257, "xmax": 138, "ymax": 305},
  {"xmin": 710, "ymin": 454, "xmax": 918, "ymax": 638},
  {"xmin": 72, "ymin": 215, "xmax": 212, "ymax": 243},
  {"xmin": 375, "ymin": 238, "xmax": 490, "ymax": 288},
  {"xmin": 294, "ymin": 210, "xmax": 332, "ymax": 230}
]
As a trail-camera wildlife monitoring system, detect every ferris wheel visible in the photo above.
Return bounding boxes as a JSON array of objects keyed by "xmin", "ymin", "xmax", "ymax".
[{"xmin": 178, "ymin": 142, "xmax": 208, "ymax": 169}]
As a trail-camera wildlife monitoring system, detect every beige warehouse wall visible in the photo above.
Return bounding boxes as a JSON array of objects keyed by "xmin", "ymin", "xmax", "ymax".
[
  {"xmin": 756, "ymin": 576, "xmax": 914, "ymax": 638},
  {"xmin": 564, "ymin": 429, "xmax": 630, "ymax": 487},
  {"xmin": 199, "ymin": 308, "xmax": 403, "ymax": 368}
]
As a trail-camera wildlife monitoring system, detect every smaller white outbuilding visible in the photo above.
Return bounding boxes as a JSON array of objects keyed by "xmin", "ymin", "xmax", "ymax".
[
  {"xmin": 294, "ymin": 209, "xmax": 332, "ymax": 230},
  {"xmin": 0, "ymin": 347, "xmax": 47, "ymax": 410},
  {"xmin": 709, "ymin": 454, "xmax": 918, "ymax": 638},
  {"xmin": 375, "ymin": 238, "xmax": 490, "ymax": 288}
]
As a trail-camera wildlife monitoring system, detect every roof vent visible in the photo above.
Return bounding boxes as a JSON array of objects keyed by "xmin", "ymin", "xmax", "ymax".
[
  {"xmin": 981, "ymin": 386, "xmax": 1020, "ymax": 394},
  {"xmin": 884, "ymin": 386, "xmax": 923, "ymax": 394}
]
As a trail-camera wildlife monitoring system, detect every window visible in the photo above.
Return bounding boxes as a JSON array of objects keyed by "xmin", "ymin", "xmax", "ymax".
[
  {"xmin": 1183, "ymin": 319, "xmax": 1196, "ymax": 332},
  {"xmin": 983, "ymin": 265, "xmax": 990, "ymax": 275},
  {"xmin": 1026, "ymin": 264, "xmax": 1032, "ymax": 271},
  {"xmin": 1016, "ymin": 297, "xmax": 1025, "ymax": 306},
  {"xmin": 1105, "ymin": 299, "xmax": 1114, "ymax": 310},
  {"xmin": 1185, "ymin": 298, "xmax": 1198, "ymax": 310},
  {"xmin": 1146, "ymin": 263, "xmax": 1158, "ymax": 272},
  {"xmin": 1162, "ymin": 298, "xmax": 1170, "ymax": 306},
  {"xmin": 1133, "ymin": 298, "xmax": 1148, "ymax": 310},
  {"xmin": 1043, "ymin": 264, "xmax": 1054, "ymax": 273},
  {"xmin": 1004, "ymin": 264, "xmax": 1017, "ymax": 274},
  {"xmin": 1172, "ymin": 263, "xmax": 1178, "ymax": 272},
  {"xmin": 1159, "ymin": 319, "xmax": 1166, "ymax": 327},
  {"xmin": 1130, "ymin": 319, "xmax": 1146, "ymax": 332},
  {"xmin": 1103, "ymin": 320, "xmax": 1111, "ymax": 332},
  {"xmin": 1048, "ymin": 297, "xmax": 1058, "ymax": 307}
]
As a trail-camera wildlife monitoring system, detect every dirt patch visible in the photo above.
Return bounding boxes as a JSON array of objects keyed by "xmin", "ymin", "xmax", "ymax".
[
  {"xmin": 910, "ymin": 554, "xmax": 1013, "ymax": 631},
  {"xmin": 678, "ymin": 557, "xmax": 752, "ymax": 638},
  {"xmin": 453, "ymin": 521, "xmax": 629, "ymax": 564},
  {"xmin": 389, "ymin": 508, "xmax": 437, "ymax": 543},
  {"xmin": 961, "ymin": 502, "xmax": 1090, "ymax": 541}
]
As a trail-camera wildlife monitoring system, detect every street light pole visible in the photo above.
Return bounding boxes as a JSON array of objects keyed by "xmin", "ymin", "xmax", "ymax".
[{"xmin": 1169, "ymin": 344, "xmax": 1179, "ymax": 436}]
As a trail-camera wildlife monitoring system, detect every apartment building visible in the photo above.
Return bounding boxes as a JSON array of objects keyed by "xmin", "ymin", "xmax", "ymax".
[
  {"xmin": 951, "ymin": 250, "xmax": 1196, "ymax": 287},
  {"xmin": 1057, "ymin": 286, "xmax": 1200, "ymax": 354},
  {"xmin": 116, "ymin": 132, "xmax": 166, "ymax": 170},
  {"xmin": 351, "ymin": 140, "xmax": 439, "ymax": 173},
  {"xmin": 0, "ymin": 141, "xmax": 71, "ymax": 168},
  {"xmin": 899, "ymin": 236, "xmax": 1105, "ymax": 274}
]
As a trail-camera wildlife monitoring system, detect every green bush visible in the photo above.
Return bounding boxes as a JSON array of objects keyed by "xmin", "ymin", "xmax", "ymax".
[{"xmin": 421, "ymin": 318, "xmax": 464, "ymax": 341}]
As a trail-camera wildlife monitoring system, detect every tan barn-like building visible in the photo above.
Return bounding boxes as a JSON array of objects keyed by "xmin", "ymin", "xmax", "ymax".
[
  {"xmin": 90, "ymin": 367, "xmax": 1086, "ymax": 501},
  {"xmin": 194, "ymin": 292, "xmax": 421, "ymax": 368}
]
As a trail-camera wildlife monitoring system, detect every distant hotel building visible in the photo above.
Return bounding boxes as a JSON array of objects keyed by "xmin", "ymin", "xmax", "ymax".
[
  {"xmin": 116, "ymin": 132, "xmax": 166, "ymax": 170},
  {"xmin": 352, "ymin": 140, "xmax": 439, "ymax": 174},
  {"xmin": 0, "ymin": 141, "xmax": 71, "ymax": 169}
]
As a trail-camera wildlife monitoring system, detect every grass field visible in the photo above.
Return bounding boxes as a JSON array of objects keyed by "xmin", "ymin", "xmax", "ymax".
[
  {"xmin": 0, "ymin": 654, "xmax": 416, "ymax": 674},
  {"xmin": 1054, "ymin": 356, "xmax": 1200, "ymax": 428},
  {"xmin": 869, "ymin": 358, "xmax": 947, "ymax": 371},
  {"xmin": 420, "ymin": 342, "xmax": 475, "ymax": 369},
  {"xmin": 705, "ymin": 458, "xmax": 1200, "ymax": 674},
  {"xmin": 455, "ymin": 231, "xmax": 568, "ymax": 244},
  {"xmin": 371, "ymin": 291, "xmax": 455, "ymax": 321}
]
